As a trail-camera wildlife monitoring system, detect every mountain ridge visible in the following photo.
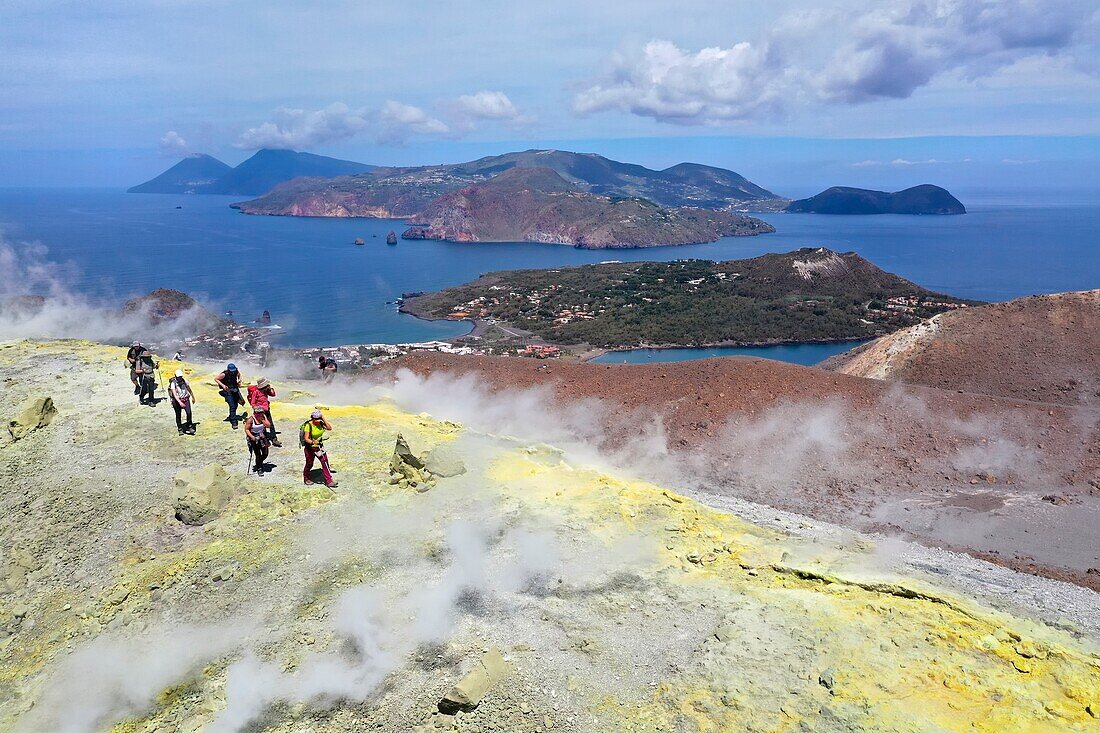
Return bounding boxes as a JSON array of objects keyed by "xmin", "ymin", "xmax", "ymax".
[
  {"xmin": 399, "ymin": 166, "xmax": 775, "ymax": 248},
  {"xmin": 232, "ymin": 149, "xmax": 785, "ymax": 218}
]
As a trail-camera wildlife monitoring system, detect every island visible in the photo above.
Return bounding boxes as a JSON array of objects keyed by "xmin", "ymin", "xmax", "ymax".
[
  {"xmin": 231, "ymin": 148, "xmax": 788, "ymax": 218},
  {"xmin": 126, "ymin": 154, "xmax": 231, "ymax": 194},
  {"xmin": 785, "ymin": 185, "xmax": 965, "ymax": 215},
  {"xmin": 399, "ymin": 167, "xmax": 774, "ymax": 248},
  {"xmin": 130, "ymin": 148, "xmax": 374, "ymax": 196},
  {"xmin": 401, "ymin": 247, "xmax": 976, "ymax": 350}
]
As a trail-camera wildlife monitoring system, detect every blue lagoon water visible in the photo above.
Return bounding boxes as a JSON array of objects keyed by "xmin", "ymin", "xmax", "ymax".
[
  {"xmin": 0, "ymin": 188, "xmax": 1097, "ymax": 349},
  {"xmin": 590, "ymin": 341, "xmax": 870, "ymax": 366}
]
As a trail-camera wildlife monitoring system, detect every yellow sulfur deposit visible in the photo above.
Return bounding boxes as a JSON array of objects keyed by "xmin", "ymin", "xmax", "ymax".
[{"xmin": 1, "ymin": 340, "xmax": 1098, "ymax": 733}]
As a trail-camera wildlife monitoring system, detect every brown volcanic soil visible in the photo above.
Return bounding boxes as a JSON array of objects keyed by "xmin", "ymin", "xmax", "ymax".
[
  {"xmin": 826, "ymin": 290, "xmax": 1100, "ymax": 406},
  {"xmin": 376, "ymin": 352, "xmax": 1100, "ymax": 591}
]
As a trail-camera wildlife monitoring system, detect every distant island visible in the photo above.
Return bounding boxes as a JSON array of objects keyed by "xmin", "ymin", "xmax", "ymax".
[
  {"xmin": 127, "ymin": 154, "xmax": 232, "ymax": 194},
  {"xmin": 399, "ymin": 167, "xmax": 774, "ymax": 248},
  {"xmin": 402, "ymin": 247, "xmax": 976, "ymax": 349},
  {"xmin": 786, "ymin": 185, "xmax": 965, "ymax": 215},
  {"xmin": 129, "ymin": 149, "xmax": 374, "ymax": 196},
  {"xmin": 231, "ymin": 149, "xmax": 788, "ymax": 218}
]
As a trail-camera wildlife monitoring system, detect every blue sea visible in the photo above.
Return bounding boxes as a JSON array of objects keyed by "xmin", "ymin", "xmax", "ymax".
[{"xmin": 1, "ymin": 188, "xmax": 1097, "ymax": 358}]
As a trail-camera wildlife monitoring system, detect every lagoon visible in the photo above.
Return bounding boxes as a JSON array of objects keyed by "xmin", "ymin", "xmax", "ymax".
[{"xmin": 590, "ymin": 341, "xmax": 870, "ymax": 366}]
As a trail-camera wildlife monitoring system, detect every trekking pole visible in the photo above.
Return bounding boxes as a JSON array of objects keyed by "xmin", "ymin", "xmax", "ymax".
[{"xmin": 245, "ymin": 443, "xmax": 253, "ymax": 475}]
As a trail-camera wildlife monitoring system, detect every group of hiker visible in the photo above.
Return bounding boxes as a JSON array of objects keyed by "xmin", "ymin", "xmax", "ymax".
[{"xmin": 125, "ymin": 342, "xmax": 338, "ymax": 488}]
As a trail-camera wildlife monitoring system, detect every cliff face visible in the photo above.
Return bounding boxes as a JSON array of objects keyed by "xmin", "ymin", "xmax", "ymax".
[
  {"xmin": 400, "ymin": 167, "xmax": 774, "ymax": 248},
  {"xmin": 786, "ymin": 185, "xmax": 965, "ymax": 215}
]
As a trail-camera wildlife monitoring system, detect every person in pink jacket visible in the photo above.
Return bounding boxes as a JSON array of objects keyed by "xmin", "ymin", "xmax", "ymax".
[{"xmin": 247, "ymin": 377, "xmax": 282, "ymax": 447}]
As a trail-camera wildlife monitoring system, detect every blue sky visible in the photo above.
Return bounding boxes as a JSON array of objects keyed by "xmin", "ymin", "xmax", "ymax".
[{"xmin": 2, "ymin": 0, "xmax": 1099, "ymax": 190}]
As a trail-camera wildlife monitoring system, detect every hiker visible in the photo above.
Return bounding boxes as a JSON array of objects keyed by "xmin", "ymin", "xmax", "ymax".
[
  {"xmin": 126, "ymin": 341, "xmax": 144, "ymax": 394},
  {"xmin": 317, "ymin": 355, "xmax": 327, "ymax": 375},
  {"xmin": 136, "ymin": 349, "xmax": 159, "ymax": 405},
  {"xmin": 300, "ymin": 409, "xmax": 338, "ymax": 488},
  {"xmin": 214, "ymin": 363, "xmax": 245, "ymax": 429},
  {"xmin": 167, "ymin": 369, "xmax": 196, "ymax": 434},
  {"xmin": 245, "ymin": 411, "xmax": 272, "ymax": 474},
  {"xmin": 247, "ymin": 377, "xmax": 282, "ymax": 447},
  {"xmin": 323, "ymin": 357, "xmax": 338, "ymax": 382}
]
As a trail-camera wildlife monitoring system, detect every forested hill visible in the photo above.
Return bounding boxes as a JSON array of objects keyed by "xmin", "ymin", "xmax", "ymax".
[{"xmin": 402, "ymin": 248, "xmax": 976, "ymax": 348}]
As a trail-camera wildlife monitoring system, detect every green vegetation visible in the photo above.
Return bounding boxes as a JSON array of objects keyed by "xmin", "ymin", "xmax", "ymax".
[{"xmin": 403, "ymin": 249, "xmax": 977, "ymax": 348}]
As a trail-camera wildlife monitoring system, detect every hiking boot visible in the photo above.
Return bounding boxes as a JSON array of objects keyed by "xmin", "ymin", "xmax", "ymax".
[
  {"xmin": 231, "ymin": 421, "xmax": 239, "ymax": 430},
  {"xmin": 271, "ymin": 439, "xmax": 283, "ymax": 448},
  {"xmin": 304, "ymin": 479, "xmax": 315, "ymax": 486},
  {"xmin": 134, "ymin": 385, "xmax": 140, "ymax": 395},
  {"xmin": 326, "ymin": 480, "xmax": 339, "ymax": 488},
  {"xmin": 178, "ymin": 427, "xmax": 185, "ymax": 435}
]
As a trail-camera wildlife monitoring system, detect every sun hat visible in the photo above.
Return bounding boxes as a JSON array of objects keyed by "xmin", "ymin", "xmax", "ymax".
[
  {"xmin": 174, "ymin": 369, "xmax": 183, "ymax": 378},
  {"xmin": 131, "ymin": 340, "xmax": 140, "ymax": 346},
  {"xmin": 257, "ymin": 377, "xmax": 270, "ymax": 389},
  {"xmin": 311, "ymin": 409, "xmax": 323, "ymax": 419}
]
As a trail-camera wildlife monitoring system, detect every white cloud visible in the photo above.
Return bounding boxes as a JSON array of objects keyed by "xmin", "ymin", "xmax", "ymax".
[
  {"xmin": 157, "ymin": 130, "xmax": 190, "ymax": 157},
  {"xmin": 377, "ymin": 101, "xmax": 449, "ymax": 143},
  {"xmin": 235, "ymin": 103, "xmax": 370, "ymax": 150},
  {"xmin": 455, "ymin": 91, "xmax": 521, "ymax": 120},
  {"xmin": 851, "ymin": 158, "xmax": 954, "ymax": 167},
  {"xmin": 574, "ymin": 0, "xmax": 1099, "ymax": 124}
]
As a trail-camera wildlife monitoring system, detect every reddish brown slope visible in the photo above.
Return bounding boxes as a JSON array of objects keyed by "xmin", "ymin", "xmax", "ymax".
[
  {"xmin": 375, "ymin": 352, "xmax": 1100, "ymax": 590},
  {"xmin": 825, "ymin": 290, "xmax": 1100, "ymax": 406}
]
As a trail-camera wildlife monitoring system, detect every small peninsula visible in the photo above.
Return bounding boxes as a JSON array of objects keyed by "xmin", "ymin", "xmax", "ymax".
[
  {"xmin": 402, "ymin": 247, "xmax": 976, "ymax": 349},
  {"xmin": 400, "ymin": 167, "xmax": 774, "ymax": 248},
  {"xmin": 786, "ymin": 185, "xmax": 965, "ymax": 215}
]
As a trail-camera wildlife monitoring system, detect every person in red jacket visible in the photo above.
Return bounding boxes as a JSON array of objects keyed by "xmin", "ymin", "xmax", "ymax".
[{"xmin": 247, "ymin": 377, "xmax": 282, "ymax": 447}]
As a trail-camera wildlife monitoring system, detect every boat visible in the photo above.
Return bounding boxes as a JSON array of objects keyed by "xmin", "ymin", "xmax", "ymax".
[
  {"xmin": 354, "ymin": 238, "xmax": 365, "ymax": 246},
  {"xmin": 386, "ymin": 231, "xmax": 398, "ymax": 245}
]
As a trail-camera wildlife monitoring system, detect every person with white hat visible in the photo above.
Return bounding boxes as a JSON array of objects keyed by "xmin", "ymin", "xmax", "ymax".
[
  {"xmin": 167, "ymin": 369, "xmax": 196, "ymax": 435},
  {"xmin": 247, "ymin": 376, "xmax": 282, "ymax": 447}
]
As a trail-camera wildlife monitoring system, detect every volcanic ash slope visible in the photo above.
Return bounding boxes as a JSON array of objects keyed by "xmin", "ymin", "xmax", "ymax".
[{"xmin": 1, "ymin": 340, "xmax": 1099, "ymax": 733}]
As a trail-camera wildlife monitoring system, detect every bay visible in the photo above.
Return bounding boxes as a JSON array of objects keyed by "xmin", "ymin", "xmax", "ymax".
[{"xmin": 1, "ymin": 187, "xmax": 1097, "ymax": 350}]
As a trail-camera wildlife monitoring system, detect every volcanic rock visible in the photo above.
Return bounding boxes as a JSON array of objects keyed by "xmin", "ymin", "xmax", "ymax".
[
  {"xmin": 389, "ymin": 433, "xmax": 434, "ymax": 489},
  {"xmin": 8, "ymin": 396, "xmax": 58, "ymax": 442},
  {"xmin": 438, "ymin": 646, "xmax": 511, "ymax": 713},
  {"xmin": 423, "ymin": 445, "xmax": 467, "ymax": 478},
  {"xmin": 172, "ymin": 463, "xmax": 242, "ymax": 525}
]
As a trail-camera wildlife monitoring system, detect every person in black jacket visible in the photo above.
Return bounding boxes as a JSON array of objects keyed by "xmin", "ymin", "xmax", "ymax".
[{"xmin": 214, "ymin": 363, "xmax": 245, "ymax": 429}]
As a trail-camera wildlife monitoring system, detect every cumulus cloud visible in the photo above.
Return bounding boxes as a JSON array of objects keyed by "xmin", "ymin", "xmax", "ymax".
[
  {"xmin": 157, "ymin": 130, "xmax": 190, "ymax": 157},
  {"xmin": 455, "ymin": 90, "xmax": 521, "ymax": 120},
  {"xmin": 376, "ymin": 100, "xmax": 449, "ymax": 142},
  {"xmin": 235, "ymin": 103, "xmax": 370, "ymax": 150},
  {"xmin": 574, "ymin": 0, "xmax": 1098, "ymax": 124}
]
